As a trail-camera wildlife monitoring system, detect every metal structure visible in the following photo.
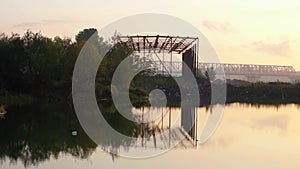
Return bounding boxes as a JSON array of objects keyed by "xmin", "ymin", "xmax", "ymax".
[
  {"xmin": 119, "ymin": 35, "xmax": 199, "ymax": 76},
  {"xmin": 119, "ymin": 35, "xmax": 198, "ymax": 54}
]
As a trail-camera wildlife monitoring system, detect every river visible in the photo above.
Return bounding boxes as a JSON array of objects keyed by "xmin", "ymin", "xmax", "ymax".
[{"xmin": 1, "ymin": 103, "xmax": 299, "ymax": 169}]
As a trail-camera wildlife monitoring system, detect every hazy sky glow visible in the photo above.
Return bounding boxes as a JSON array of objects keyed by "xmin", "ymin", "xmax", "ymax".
[{"xmin": 1, "ymin": 0, "xmax": 300, "ymax": 69}]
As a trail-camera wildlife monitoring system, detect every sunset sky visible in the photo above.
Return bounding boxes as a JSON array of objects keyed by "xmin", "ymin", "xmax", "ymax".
[{"xmin": 1, "ymin": 0, "xmax": 300, "ymax": 69}]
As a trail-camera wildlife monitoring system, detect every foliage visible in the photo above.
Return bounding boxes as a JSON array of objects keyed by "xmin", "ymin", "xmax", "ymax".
[
  {"xmin": 0, "ymin": 29, "xmax": 149, "ymax": 105},
  {"xmin": 0, "ymin": 88, "xmax": 32, "ymax": 106},
  {"xmin": 75, "ymin": 28, "xmax": 99, "ymax": 43},
  {"xmin": 0, "ymin": 31, "xmax": 77, "ymax": 97},
  {"xmin": 226, "ymin": 81, "xmax": 300, "ymax": 104},
  {"xmin": 204, "ymin": 66, "xmax": 216, "ymax": 82}
]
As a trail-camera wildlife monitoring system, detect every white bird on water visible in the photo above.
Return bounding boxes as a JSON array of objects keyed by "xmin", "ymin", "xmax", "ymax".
[{"xmin": 72, "ymin": 131, "xmax": 78, "ymax": 136}]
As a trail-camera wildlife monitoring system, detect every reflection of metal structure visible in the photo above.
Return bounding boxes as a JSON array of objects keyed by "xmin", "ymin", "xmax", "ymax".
[
  {"xmin": 152, "ymin": 61, "xmax": 300, "ymax": 82},
  {"xmin": 133, "ymin": 107, "xmax": 198, "ymax": 148},
  {"xmin": 119, "ymin": 35, "xmax": 199, "ymax": 76},
  {"xmin": 181, "ymin": 107, "xmax": 197, "ymax": 145}
]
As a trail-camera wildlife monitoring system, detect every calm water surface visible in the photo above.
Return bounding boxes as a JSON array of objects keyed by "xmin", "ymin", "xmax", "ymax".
[{"xmin": 1, "ymin": 103, "xmax": 300, "ymax": 169}]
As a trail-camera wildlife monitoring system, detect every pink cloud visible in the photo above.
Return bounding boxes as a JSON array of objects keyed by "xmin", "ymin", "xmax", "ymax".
[
  {"xmin": 202, "ymin": 20, "xmax": 236, "ymax": 33},
  {"xmin": 13, "ymin": 19, "xmax": 85, "ymax": 29},
  {"xmin": 13, "ymin": 22, "xmax": 40, "ymax": 28},
  {"xmin": 243, "ymin": 40, "xmax": 292, "ymax": 57}
]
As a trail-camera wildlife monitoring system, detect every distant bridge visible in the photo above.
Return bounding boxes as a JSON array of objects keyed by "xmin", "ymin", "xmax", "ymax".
[{"xmin": 150, "ymin": 61, "xmax": 300, "ymax": 82}]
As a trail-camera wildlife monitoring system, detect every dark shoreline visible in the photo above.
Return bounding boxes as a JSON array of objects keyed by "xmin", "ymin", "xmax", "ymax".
[
  {"xmin": 128, "ymin": 76, "xmax": 300, "ymax": 107},
  {"xmin": 2, "ymin": 75, "xmax": 300, "ymax": 107}
]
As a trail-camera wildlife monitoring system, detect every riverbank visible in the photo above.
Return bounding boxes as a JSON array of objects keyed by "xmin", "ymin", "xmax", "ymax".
[
  {"xmin": 0, "ymin": 88, "xmax": 33, "ymax": 107},
  {"xmin": 131, "ymin": 76, "xmax": 300, "ymax": 106},
  {"xmin": 2, "ymin": 77, "xmax": 300, "ymax": 107}
]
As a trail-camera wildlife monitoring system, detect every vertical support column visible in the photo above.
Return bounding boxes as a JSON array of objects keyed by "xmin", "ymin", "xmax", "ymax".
[
  {"xmin": 169, "ymin": 107, "xmax": 171, "ymax": 128},
  {"xmin": 143, "ymin": 40, "xmax": 146, "ymax": 72},
  {"xmin": 196, "ymin": 38, "xmax": 199, "ymax": 77},
  {"xmin": 194, "ymin": 107, "xmax": 198, "ymax": 147},
  {"xmin": 181, "ymin": 106, "xmax": 196, "ymax": 141},
  {"xmin": 182, "ymin": 46, "xmax": 196, "ymax": 77},
  {"xmin": 162, "ymin": 50, "xmax": 165, "ymax": 75},
  {"xmin": 161, "ymin": 107, "xmax": 164, "ymax": 129},
  {"xmin": 142, "ymin": 107, "xmax": 144, "ymax": 147},
  {"xmin": 192, "ymin": 44, "xmax": 197, "ymax": 76},
  {"xmin": 170, "ymin": 37, "xmax": 173, "ymax": 76},
  {"xmin": 169, "ymin": 107, "xmax": 172, "ymax": 147}
]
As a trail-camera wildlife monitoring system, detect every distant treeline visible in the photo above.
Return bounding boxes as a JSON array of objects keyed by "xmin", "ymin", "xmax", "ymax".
[
  {"xmin": 132, "ymin": 76, "xmax": 300, "ymax": 106},
  {"xmin": 227, "ymin": 81, "xmax": 300, "ymax": 105}
]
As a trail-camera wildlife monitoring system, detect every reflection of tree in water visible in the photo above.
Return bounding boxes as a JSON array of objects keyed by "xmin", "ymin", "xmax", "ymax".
[
  {"xmin": 96, "ymin": 100, "xmax": 158, "ymax": 160},
  {"xmin": 0, "ymin": 103, "xmax": 97, "ymax": 167},
  {"xmin": 0, "ymin": 101, "xmax": 157, "ymax": 166}
]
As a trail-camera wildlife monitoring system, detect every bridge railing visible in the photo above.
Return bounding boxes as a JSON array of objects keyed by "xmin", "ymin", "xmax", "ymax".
[
  {"xmin": 198, "ymin": 63, "xmax": 296, "ymax": 75},
  {"xmin": 150, "ymin": 61, "xmax": 297, "ymax": 76}
]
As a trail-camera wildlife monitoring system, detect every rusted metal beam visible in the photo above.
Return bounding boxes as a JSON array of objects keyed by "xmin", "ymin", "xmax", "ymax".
[
  {"xmin": 154, "ymin": 35, "xmax": 159, "ymax": 48},
  {"xmin": 158, "ymin": 36, "xmax": 170, "ymax": 53},
  {"xmin": 137, "ymin": 42, "xmax": 140, "ymax": 52},
  {"xmin": 169, "ymin": 37, "xmax": 189, "ymax": 52},
  {"xmin": 178, "ymin": 38, "xmax": 197, "ymax": 54},
  {"xmin": 143, "ymin": 36, "xmax": 146, "ymax": 50}
]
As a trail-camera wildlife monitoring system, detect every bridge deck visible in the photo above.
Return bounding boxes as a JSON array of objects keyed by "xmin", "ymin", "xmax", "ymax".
[{"xmin": 150, "ymin": 61, "xmax": 299, "ymax": 76}]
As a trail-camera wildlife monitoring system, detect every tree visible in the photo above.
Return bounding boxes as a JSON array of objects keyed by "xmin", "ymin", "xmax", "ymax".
[
  {"xmin": 205, "ymin": 67, "xmax": 216, "ymax": 82},
  {"xmin": 75, "ymin": 28, "xmax": 99, "ymax": 43}
]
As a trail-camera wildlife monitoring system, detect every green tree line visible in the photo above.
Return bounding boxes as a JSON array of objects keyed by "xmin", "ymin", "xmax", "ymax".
[
  {"xmin": 0, "ymin": 28, "xmax": 144, "ymax": 105},
  {"xmin": 0, "ymin": 30, "xmax": 82, "ymax": 99}
]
